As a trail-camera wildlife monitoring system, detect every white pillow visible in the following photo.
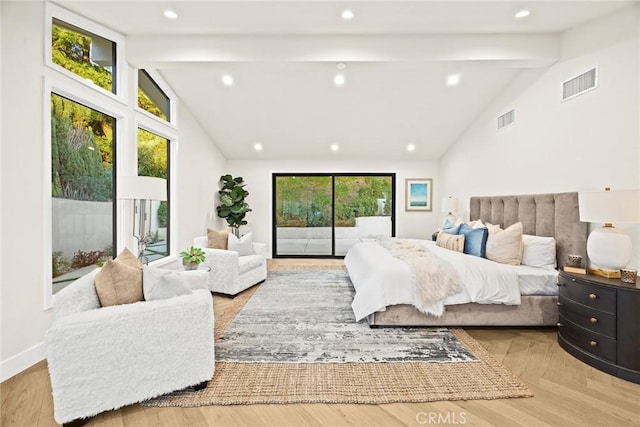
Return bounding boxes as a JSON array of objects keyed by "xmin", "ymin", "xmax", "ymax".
[
  {"xmin": 228, "ymin": 232, "xmax": 255, "ymax": 256},
  {"xmin": 522, "ymin": 235, "xmax": 557, "ymax": 270},
  {"xmin": 143, "ymin": 266, "xmax": 192, "ymax": 301},
  {"xmin": 485, "ymin": 222, "xmax": 523, "ymax": 266}
]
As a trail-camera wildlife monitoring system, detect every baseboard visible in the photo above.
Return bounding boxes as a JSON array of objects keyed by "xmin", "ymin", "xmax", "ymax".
[{"xmin": 0, "ymin": 341, "xmax": 46, "ymax": 383}]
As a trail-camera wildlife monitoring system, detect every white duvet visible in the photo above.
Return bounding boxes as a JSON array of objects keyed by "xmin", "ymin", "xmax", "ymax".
[{"xmin": 345, "ymin": 239, "xmax": 525, "ymax": 322}]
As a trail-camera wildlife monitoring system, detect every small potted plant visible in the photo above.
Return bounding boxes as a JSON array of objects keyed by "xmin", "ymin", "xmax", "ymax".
[{"xmin": 180, "ymin": 246, "xmax": 206, "ymax": 270}]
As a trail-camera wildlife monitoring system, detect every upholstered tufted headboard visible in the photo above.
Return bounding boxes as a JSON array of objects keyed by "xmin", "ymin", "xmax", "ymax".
[{"xmin": 469, "ymin": 192, "xmax": 587, "ymax": 269}]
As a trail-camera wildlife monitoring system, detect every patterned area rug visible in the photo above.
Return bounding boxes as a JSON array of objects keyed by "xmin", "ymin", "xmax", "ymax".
[{"xmin": 144, "ymin": 269, "xmax": 532, "ymax": 406}]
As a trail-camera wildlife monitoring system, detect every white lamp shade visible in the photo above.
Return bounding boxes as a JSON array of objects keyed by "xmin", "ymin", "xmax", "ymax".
[
  {"xmin": 578, "ymin": 189, "xmax": 640, "ymax": 224},
  {"xmin": 118, "ymin": 176, "xmax": 167, "ymax": 201},
  {"xmin": 441, "ymin": 196, "xmax": 459, "ymax": 214}
]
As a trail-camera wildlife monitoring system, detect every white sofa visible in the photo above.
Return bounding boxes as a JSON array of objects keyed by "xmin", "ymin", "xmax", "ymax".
[
  {"xmin": 46, "ymin": 268, "xmax": 215, "ymax": 425},
  {"xmin": 193, "ymin": 236, "xmax": 267, "ymax": 296}
]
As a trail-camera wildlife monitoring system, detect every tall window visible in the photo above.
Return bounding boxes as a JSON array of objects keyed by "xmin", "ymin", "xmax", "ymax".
[
  {"xmin": 51, "ymin": 18, "xmax": 116, "ymax": 93},
  {"xmin": 138, "ymin": 70, "xmax": 170, "ymax": 121},
  {"xmin": 51, "ymin": 93, "xmax": 115, "ymax": 293},
  {"xmin": 137, "ymin": 128, "xmax": 169, "ymax": 261}
]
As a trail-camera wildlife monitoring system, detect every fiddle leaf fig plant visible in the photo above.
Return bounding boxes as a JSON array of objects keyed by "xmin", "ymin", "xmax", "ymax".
[{"xmin": 216, "ymin": 174, "xmax": 251, "ymax": 236}]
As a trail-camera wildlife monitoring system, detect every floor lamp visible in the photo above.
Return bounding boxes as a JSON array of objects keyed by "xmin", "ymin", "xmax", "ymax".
[{"xmin": 118, "ymin": 176, "xmax": 167, "ymax": 264}]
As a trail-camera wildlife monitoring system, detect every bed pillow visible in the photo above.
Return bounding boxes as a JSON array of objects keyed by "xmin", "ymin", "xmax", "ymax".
[
  {"xmin": 485, "ymin": 222, "xmax": 502, "ymax": 235},
  {"xmin": 436, "ymin": 232, "xmax": 465, "ymax": 253},
  {"xmin": 442, "ymin": 219, "xmax": 462, "ymax": 235},
  {"xmin": 522, "ymin": 234, "xmax": 557, "ymax": 270},
  {"xmin": 228, "ymin": 232, "xmax": 255, "ymax": 256},
  {"xmin": 458, "ymin": 223, "xmax": 489, "ymax": 258},
  {"xmin": 485, "ymin": 222, "xmax": 523, "ymax": 265}
]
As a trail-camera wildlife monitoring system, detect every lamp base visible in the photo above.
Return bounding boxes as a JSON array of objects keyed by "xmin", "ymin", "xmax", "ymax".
[
  {"xmin": 588, "ymin": 268, "xmax": 621, "ymax": 279},
  {"xmin": 586, "ymin": 225, "xmax": 632, "ymax": 271}
]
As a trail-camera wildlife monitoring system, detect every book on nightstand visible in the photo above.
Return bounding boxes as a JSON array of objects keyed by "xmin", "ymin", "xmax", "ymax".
[{"xmin": 563, "ymin": 266, "xmax": 587, "ymax": 274}]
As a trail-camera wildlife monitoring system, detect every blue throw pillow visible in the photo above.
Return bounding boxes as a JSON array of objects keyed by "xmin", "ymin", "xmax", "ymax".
[
  {"xmin": 458, "ymin": 223, "xmax": 489, "ymax": 257},
  {"xmin": 442, "ymin": 219, "xmax": 461, "ymax": 235}
]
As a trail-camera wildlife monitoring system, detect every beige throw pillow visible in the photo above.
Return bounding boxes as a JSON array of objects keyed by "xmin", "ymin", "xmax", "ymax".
[
  {"xmin": 436, "ymin": 232, "xmax": 465, "ymax": 253},
  {"xmin": 94, "ymin": 248, "xmax": 143, "ymax": 307},
  {"xmin": 207, "ymin": 228, "xmax": 229, "ymax": 249},
  {"xmin": 485, "ymin": 222, "xmax": 524, "ymax": 265}
]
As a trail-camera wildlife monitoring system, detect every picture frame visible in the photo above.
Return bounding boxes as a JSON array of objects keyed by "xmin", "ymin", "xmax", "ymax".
[{"xmin": 405, "ymin": 178, "xmax": 432, "ymax": 211}]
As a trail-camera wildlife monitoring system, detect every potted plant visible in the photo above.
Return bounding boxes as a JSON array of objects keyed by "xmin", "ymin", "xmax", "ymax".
[
  {"xmin": 180, "ymin": 246, "xmax": 206, "ymax": 270},
  {"xmin": 216, "ymin": 174, "xmax": 251, "ymax": 237}
]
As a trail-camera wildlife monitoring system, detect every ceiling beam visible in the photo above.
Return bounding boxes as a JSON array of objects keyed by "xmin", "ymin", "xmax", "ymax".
[{"xmin": 127, "ymin": 33, "xmax": 560, "ymax": 68}]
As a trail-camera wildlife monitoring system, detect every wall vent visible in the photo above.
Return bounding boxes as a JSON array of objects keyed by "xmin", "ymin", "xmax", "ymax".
[
  {"xmin": 497, "ymin": 109, "xmax": 515, "ymax": 129},
  {"xmin": 562, "ymin": 67, "xmax": 597, "ymax": 101}
]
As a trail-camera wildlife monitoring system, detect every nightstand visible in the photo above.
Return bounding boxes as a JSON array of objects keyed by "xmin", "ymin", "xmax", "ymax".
[{"xmin": 557, "ymin": 270, "xmax": 640, "ymax": 383}]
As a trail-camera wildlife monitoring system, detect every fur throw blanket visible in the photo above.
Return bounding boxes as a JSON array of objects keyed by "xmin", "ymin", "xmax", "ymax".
[{"xmin": 390, "ymin": 239, "xmax": 462, "ymax": 317}]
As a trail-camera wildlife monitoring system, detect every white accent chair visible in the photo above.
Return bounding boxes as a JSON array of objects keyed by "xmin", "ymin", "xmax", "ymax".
[
  {"xmin": 193, "ymin": 236, "xmax": 267, "ymax": 296},
  {"xmin": 45, "ymin": 269, "xmax": 215, "ymax": 426}
]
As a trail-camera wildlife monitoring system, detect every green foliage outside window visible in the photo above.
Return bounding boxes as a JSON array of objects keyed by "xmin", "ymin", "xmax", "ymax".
[
  {"xmin": 275, "ymin": 176, "xmax": 392, "ymax": 228},
  {"xmin": 52, "ymin": 22, "xmax": 113, "ymax": 92}
]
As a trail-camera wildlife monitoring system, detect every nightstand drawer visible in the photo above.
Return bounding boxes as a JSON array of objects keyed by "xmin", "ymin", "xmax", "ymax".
[
  {"xmin": 558, "ymin": 314, "xmax": 616, "ymax": 362},
  {"xmin": 558, "ymin": 296, "xmax": 616, "ymax": 338},
  {"xmin": 558, "ymin": 276, "xmax": 616, "ymax": 313}
]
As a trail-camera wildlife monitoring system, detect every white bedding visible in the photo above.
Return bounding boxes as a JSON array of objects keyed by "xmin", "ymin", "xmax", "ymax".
[{"xmin": 344, "ymin": 239, "xmax": 558, "ymax": 322}]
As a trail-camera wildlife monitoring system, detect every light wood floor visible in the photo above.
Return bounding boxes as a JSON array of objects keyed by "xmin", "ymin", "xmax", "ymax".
[{"xmin": 2, "ymin": 259, "xmax": 639, "ymax": 427}]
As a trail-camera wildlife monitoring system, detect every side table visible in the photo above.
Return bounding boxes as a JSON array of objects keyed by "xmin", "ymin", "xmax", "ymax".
[{"xmin": 557, "ymin": 270, "xmax": 640, "ymax": 383}]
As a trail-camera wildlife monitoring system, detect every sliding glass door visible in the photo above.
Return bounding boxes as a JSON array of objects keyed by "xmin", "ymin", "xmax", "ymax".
[{"xmin": 273, "ymin": 173, "xmax": 395, "ymax": 257}]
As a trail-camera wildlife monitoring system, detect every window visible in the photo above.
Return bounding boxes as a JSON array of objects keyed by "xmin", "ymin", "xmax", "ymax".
[
  {"xmin": 51, "ymin": 18, "xmax": 116, "ymax": 93},
  {"xmin": 51, "ymin": 93, "xmax": 116, "ymax": 293},
  {"xmin": 138, "ymin": 70, "xmax": 171, "ymax": 121},
  {"xmin": 137, "ymin": 128, "xmax": 170, "ymax": 261}
]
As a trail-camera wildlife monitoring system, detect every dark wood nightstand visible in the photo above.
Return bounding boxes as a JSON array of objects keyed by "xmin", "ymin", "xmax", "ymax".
[{"xmin": 557, "ymin": 270, "xmax": 640, "ymax": 383}]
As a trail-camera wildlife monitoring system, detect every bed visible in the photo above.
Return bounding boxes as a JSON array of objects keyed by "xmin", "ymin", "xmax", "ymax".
[{"xmin": 344, "ymin": 192, "xmax": 587, "ymax": 327}]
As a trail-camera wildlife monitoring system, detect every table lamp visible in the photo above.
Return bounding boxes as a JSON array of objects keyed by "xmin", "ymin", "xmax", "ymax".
[
  {"xmin": 578, "ymin": 187, "xmax": 640, "ymax": 278},
  {"xmin": 441, "ymin": 196, "xmax": 459, "ymax": 225}
]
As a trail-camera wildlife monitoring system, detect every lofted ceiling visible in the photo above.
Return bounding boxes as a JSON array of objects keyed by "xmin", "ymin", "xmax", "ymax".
[{"xmin": 53, "ymin": 1, "xmax": 634, "ymax": 160}]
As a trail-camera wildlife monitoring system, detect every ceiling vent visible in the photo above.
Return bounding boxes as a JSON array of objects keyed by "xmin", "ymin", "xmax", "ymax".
[
  {"xmin": 497, "ymin": 109, "xmax": 515, "ymax": 129},
  {"xmin": 562, "ymin": 67, "xmax": 597, "ymax": 101}
]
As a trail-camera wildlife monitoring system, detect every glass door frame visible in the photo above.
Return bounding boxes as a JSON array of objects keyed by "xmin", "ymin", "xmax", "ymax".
[{"xmin": 271, "ymin": 172, "xmax": 396, "ymax": 258}]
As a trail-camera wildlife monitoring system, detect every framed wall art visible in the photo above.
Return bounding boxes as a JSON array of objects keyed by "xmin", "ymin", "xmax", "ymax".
[{"xmin": 405, "ymin": 178, "xmax": 432, "ymax": 211}]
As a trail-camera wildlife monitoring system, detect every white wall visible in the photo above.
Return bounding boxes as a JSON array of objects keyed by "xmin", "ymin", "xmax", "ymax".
[
  {"xmin": 174, "ymin": 105, "xmax": 228, "ymax": 249},
  {"xmin": 227, "ymin": 159, "xmax": 441, "ymax": 256},
  {"xmin": 439, "ymin": 5, "xmax": 640, "ymax": 268},
  {"xmin": 0, "ymin": 2, "xmax": 225, "ymax": 380},
  {"xmin": 0, "ymin": 0, "xmax": 52, "ymax": 380}
]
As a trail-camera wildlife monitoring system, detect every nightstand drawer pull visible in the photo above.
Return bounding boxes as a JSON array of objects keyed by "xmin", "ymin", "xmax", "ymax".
[
  {"xmin": 557, "ymin": 322, "xmax": 563, "ymax": 327},
  {"xmin": 590, "ymin": 341, "xmax": 598, "ymax": 347},
  {"xmin": 571, "ymin": 278, "xmax": 576, "ymax": 282},
  {"xmin": 590, "ymin": 317, "xmax": 598, "ymax": 324},
  {"xmin": 557, "ymin": 302, "xmax": 563, "ymax": 306},
  {"xmin": 589, "ymin": 293, "xmax": 597, "ymax": 300}
]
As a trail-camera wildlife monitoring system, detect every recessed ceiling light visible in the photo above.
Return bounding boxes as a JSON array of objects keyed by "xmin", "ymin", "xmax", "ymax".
[
  {"xmin": 341, "ymin": 9, "xmax": 355, "ymax": 20},
  {"xmin": 222, "ymin": 74, "xmax": 234, "ymax": 86},
  {"xmin": 330, "ymin": 144, "xmax": 340, "ymax": 152},
  {"xmin": 163, "ymin": 10, "xmax": 178, "ymax": 20},
  {"xmin": 446, "ymin": 74, "xmax": 461, "ymax": 86},
  {"xmin": 406, "ymin": 144, "xmax": 416, "ymax": 152},
  {"xmin": 254, "ymin": 143, "xmax": 263, "ymax": 151},
  {"xmin": 334, "ymin": 74, "xmax": 346, "ymax": 86},
  {"xmin": 515, "ymin": 9, "xmax": 530, "ymax": 19}
]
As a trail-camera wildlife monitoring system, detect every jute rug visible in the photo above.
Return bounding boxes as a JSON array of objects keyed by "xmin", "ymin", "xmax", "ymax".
[{"xmin": 144, "ymin": 269, "xmax": 532, "ymax": 406}]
